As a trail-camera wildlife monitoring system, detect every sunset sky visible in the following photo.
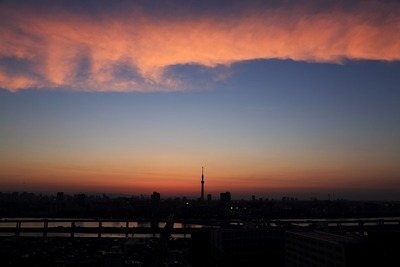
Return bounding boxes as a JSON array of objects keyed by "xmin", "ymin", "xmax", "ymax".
[{"xmin": 1, "ymin": 0, "xmax": 400, "ymax": 200}]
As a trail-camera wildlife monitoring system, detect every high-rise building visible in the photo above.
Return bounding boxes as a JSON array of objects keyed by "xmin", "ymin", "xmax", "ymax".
[{"xmin": 285, "ymin": 230, "xmax": 365, "ymax": 267}]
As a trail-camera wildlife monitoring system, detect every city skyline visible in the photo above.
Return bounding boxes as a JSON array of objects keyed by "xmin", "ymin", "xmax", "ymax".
[{"xmin": 1, "ymin": 0, "xmax": 400, "ymax": 201}]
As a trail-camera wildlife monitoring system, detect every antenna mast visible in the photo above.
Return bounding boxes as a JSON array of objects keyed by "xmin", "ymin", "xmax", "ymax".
[{"xmin": 201, "ymin": 166, "xmax": 204, "ymax": 201}]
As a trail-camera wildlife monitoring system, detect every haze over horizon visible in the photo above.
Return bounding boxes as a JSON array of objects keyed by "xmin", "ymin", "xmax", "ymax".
[{"xmin": 1, "ymin": 0, "xmax": 400, "ymax": 201}]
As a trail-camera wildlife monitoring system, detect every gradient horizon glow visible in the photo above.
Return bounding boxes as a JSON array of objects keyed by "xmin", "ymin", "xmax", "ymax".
[{"xmin": 1, "ymin": 0, "xmax": 400, "ymax": 200}]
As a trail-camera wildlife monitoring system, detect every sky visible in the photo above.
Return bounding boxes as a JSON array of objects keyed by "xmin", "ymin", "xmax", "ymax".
[{"xmin": 1, "ymin": 0, "xmax": 400, "ymax": 200}]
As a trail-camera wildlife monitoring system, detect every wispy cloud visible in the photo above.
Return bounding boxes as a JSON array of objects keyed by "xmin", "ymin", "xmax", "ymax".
[{"xmin": 1, "ymin": 0, "xmax": 399, "ymax": 92}]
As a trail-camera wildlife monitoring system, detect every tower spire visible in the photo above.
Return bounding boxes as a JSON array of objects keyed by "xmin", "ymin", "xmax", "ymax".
[{"xmin": 201, "ymin": 166, "xmax": 204, "ymax": 201}]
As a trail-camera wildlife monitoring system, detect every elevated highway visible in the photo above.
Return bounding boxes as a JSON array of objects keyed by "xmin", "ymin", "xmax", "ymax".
[{"xmin": 0, "ymin": 217, "xmax": 399, "ymax": 238}]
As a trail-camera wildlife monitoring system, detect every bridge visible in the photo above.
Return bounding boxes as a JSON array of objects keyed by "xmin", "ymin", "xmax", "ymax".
[
  {"xmin": 0, "ymin": 217, "xmax": 399, "ymax": 238},
  {"xmin": 0, "ymin": 217, "xmax": 211, "ymax": 238}
]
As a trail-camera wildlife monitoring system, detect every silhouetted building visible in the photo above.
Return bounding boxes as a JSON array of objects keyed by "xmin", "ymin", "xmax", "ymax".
[
  {"xmin": 56, "ymin": 192, "xmax": 64, "ymax": 202},
  {"xmin": 211, "ymin": 228, "xmax": 285, "ymax": 267},
  {"xmin": 220, "ymin": 192, "xmax": 231, "ymax": 206},
  {"xmin": 366, "ymin": 230, "xmax": 400, "ymax": 267},
  {"xmin": 151, "ymin": 192, "xmax": 160, "ymax": 208},
  {"xmin": 219, "ymin": 192, "xmax": 231, "ymax": 217},
  {"xmin": 207, "ymin": 194, "xmax": 212, "ymax": 201},
  {"xmin": 74, "ymin": 193, "xmax": 86, "ymax": 206},
  {"xmin": 150, "ymin": 192, "xmax": 161, "ymax": 221},
  {"xmin": 189, "ymin": 229, "xmax": 213, "ymax": 266},
  {"xmin": 285, "ymin": 230, "xmax": 366, "ymax": 267}
]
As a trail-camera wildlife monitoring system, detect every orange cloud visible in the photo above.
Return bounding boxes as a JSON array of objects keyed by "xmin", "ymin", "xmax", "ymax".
[{"xmin": 0, "ymin": 0, "xmax": 399, "ymax": 92}]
